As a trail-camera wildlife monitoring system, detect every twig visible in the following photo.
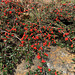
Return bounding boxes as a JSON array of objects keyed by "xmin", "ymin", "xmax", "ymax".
[{"xmin": 0, "ymin": 29, "xmax": 21, "ymax": 42}]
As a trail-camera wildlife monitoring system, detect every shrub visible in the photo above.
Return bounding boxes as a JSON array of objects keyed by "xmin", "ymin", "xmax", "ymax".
[{"xmin": 0, "ymin": 0, "xmax": 75, "ymax": 75}]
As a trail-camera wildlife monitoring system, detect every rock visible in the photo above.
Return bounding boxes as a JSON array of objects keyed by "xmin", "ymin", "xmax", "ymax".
[
  {"xmin": 14, "ymin": 46, "xmax": 75, "ymax": 75},
  {"xmin": 46, "ymin": 46, "xmax": 75, "ymax": 75},
  {"xmin": 1, "ymin": 45, "xmax": 74, "ymax": 75}
]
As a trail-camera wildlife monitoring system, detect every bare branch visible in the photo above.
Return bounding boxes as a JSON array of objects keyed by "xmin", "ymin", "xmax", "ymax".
[{"xmin": 0, "ymin": 29, "xmax": 21, "ymax": 42}]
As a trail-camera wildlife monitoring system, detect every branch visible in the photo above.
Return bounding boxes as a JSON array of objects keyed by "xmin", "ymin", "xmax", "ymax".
[{"xmin": 0, "ymin": 29, "xmax": 21, "ymax": 42}]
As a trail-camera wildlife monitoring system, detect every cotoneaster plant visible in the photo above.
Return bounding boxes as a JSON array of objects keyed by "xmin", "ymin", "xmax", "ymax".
[{"xmin": 0, "ymin": 0, "xmax": 75, "ymax": 75}]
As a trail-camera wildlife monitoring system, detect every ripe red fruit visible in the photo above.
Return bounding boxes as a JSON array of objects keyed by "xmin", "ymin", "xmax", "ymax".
[
  {"xmin": 44, "ymin": 53, "xmax": 48, "ymax": 56},
  {"xmin": 48, "ymin": 69, "xmax": 51, "ymax": 71},
  {"xmin": 9, "ymin": 11, "xmax": 12, "ymax": 14},
  {"xmin": 73, "ymin": 38, "xmax": 75, "ymax": 40},
  {"xmin": 71, "ymin": 44, "xmax": 73, "ymax": 48},
  {"xmin": 30, "ymin": 29, "xmax": 33, "ymax": 32},
  {"xmin": 65, "ymin": 37, "xmax": 68, "ymax": 41},
  {"xmin": 40, "ymin": 70, "xmax": 42, "ymax": 72},
  {"xmin": 32, "ymin": 7, "xmax": 34, "ymax": 9},
  {"xmin": 63, "ymin": 4, "xmax": 66, "ymax": 5},
  {"xmin": 55, "ymin": 71, "xmax": 57, "ymax": 75},
  {"xmin": 33, "ymin": 47, "xmax": 37, "ymax": 50},
  {"xmin": 37, "ymin": 66, "xmax": 42, "ymax": 69},
  {"xmin": 11, "ymin": 34, "xmax": 14, "ymax": 36},
  {"xmin": 41, "ymin": 59, "xmax": 46, "ymax": 63},
  {"xmin": 40, "ymin": 47, "xmax": 43, "ymax": 50},
  {"xmin": 31, "ymin": 45, "xmax": 34, "ymax": 48},
  {"xmin": 21, "ymin": 41, "xmax": 24, "ymax": 44},
  {"xmin": 63, "ymin": 34, "xmax": 65, "ymax": 37},
  {"xmin": 37, "ymin": 55, "xmax": 41, "ymax": 59},
  {"xmin": 36, "ymin": 36, "xmax": 39, "ymax": 39}
]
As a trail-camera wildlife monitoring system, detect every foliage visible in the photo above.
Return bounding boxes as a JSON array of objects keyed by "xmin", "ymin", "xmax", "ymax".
[{"xmin": 0, "ymin": 0, "xmax": 75, "ymax": 75}]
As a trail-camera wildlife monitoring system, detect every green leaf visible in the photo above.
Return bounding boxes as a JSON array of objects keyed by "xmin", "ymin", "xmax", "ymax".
[
  {"xmin": 0, "ymin": 63, "xmax": 2, "ymax": 70},
  {"xmin": 4, "ymin": 68, "xmax": 7, "ymax": 70},
  {"xmin": 72, "ymin": 62, "xmax": 75, "ymax": 64},
  {"xmin": 26, "ymin": 57, "xmax": 28, "ymax": 62},
  {"xmin": 26, "ymin": 65, "xmax": 29, "ymax": 69},
  {"xmin": 4, "ymin": 54, "xmax": 7, "ymax": 56},
  {"xmin": 67, "ymin": 44, "xmax": 69, "ymax": 47},
  {"xmin": 71, "ymin": 36, "xmax": 75, "ymax": 38},
  {"xmin": 15, "ymin": 59, "xmax": 18, "ymax": 62},
  {"xmin": 0, "ymin": 56, "xmax": 2, "ymax": 59},
  {"xmin": 26, "ymin": 72, "xmax": 29, "ymax": 75},
  {"xmin": 10, "ymin": 70, "xmax": 12, "ymax": 74},
  {"xmin": 30, "ymin": 70, "xmax": 33, "ymax": 74},
  {"xmin": 72, "ymin": 58, "xmax": 75, "ymax": 61},
  {"xmin": 3, "ymin": 71, "xmax": 7, "ymax": 75}
]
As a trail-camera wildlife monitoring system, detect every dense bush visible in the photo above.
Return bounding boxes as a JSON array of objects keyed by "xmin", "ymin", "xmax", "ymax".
[{"xmin": 0, "ymin": 0, "xmax": 75, "ymax": 75}]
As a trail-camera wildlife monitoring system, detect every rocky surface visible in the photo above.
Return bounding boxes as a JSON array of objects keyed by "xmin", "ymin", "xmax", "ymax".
[
  {"xmin": 0, "ymin": 46, "xmax": 75, "ymax": 75},
  {"xmin": 46, "ymin": 46, "xmax": 75, "ymax": 75},
  {"xmin": 13, "ymin": 46, "xmax": 75, "ymax": 75}
]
